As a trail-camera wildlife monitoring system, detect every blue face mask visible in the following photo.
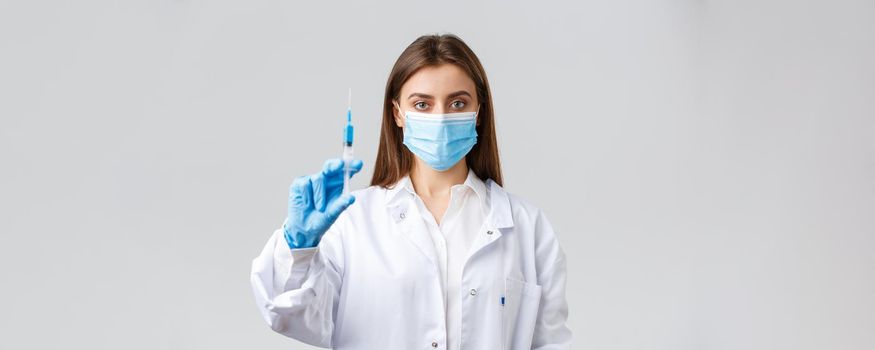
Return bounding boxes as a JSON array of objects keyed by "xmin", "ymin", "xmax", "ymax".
[{"xmin": 400, "ymin": 107, "xmax": 479, "ymax": 171}]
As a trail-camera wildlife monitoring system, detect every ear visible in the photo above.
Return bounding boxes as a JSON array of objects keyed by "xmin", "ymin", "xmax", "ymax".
[{"xmin": 392, "ymin": 101, "xmax": 405, "ymax": 128}]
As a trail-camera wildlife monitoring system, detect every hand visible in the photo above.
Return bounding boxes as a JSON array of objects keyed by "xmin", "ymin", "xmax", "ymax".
[{"xmin": 284, "ymin": 158, "xmax": 364, "ymax": 249}]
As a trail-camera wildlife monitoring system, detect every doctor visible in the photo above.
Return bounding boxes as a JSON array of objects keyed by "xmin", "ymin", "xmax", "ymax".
[{"xmin": 251, "ymin": 33, "xmax": 571, "ymax": 349}]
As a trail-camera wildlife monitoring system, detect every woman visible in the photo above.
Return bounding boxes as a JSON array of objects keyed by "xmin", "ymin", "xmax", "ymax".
[{"xmin": 251, "ymin": 33, "xmax": 571, "ymax": 349}]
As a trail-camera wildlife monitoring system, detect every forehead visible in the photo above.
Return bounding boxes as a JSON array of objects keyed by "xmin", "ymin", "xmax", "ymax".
[{"xmin": 400, "ymin": 64, "xmax": 476, "ymax": 97}]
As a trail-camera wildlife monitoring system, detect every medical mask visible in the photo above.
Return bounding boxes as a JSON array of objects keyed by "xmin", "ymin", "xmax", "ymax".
[{"xmin": 401, "ymin": 109, "xmax": 479, "ymax": 171}]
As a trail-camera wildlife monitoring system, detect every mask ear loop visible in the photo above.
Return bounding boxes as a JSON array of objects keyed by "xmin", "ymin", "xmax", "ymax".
[{"xmin": 392, "ymin": 100, "xmax": 407, "ymax": 126}]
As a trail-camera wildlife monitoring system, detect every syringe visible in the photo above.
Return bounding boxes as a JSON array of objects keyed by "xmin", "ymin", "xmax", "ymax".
[{"xmin": 342, "ymin": 88, "xmax": 354, "ymax": 196}]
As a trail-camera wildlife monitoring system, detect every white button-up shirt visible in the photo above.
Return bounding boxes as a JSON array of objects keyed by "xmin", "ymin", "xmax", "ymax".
[{"xmin": 393, "ymin": 169, "xmax": 489, "ymax": 350}]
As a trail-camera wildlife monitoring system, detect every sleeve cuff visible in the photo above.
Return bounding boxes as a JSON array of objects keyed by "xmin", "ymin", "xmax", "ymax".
[{"xmin": 272, "ymin": 229, "xmax": 319, "ymax": 291}]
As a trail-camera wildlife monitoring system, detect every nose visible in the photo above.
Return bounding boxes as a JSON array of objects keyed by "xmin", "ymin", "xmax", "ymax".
[{"xmin": 434, "ymin": 104, "xmax": 447, "ymax": 114}]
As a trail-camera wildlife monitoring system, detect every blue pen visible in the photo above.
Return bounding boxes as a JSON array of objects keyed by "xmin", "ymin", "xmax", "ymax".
[{"xmin": 500, "ymin": 295, "xmax": 505, "ymax": 307}]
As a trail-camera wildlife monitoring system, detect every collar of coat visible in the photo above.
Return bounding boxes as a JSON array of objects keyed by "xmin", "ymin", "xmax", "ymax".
[{"xmin": 383, "ymin": 169, "xmax": 514, "ymax": 229}]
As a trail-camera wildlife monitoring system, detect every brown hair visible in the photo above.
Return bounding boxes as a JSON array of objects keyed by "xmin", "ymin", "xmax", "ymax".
[{"xmin": 370, "ymin": 33, "xmax": 503, "ymax": 188}]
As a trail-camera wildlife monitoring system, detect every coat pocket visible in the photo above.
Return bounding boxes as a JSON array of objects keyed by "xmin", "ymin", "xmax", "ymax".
[{"xmin": 501, "ymin": 277, "xmax": 542, "ymax": 350}]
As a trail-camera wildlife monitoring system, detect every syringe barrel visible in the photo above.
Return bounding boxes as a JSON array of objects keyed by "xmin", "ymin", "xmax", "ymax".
[
  {"xmin": 342, "ymin": 144, "xmax": 354, "ymax": 162},
  {"xmin": 342, "ymin": 144, "xmax": 353, "ymax": 196}
]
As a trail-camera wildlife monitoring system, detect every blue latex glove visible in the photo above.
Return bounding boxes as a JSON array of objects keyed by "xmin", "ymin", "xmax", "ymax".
[{"xmin": 283, "ymin": 158, "xmax": 364, "ymax": 249}]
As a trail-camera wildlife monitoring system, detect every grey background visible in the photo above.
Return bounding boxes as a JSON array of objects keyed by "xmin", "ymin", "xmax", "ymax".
[{"xmin": 1, "ymin": 0, "xmax": 873, "ymax": 349}]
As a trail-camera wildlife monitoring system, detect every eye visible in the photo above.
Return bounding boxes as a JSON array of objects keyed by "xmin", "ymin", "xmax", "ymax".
[
  {"xmin": 451, "ymin": 100, "xmax": 466, "ymax": 109},
  {"xmin": 414, "ymin": 101, "xmax": 429, "ymax": 110}
]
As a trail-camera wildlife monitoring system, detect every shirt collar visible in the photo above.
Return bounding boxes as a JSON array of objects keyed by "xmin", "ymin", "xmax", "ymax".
[
  {"xmin": 384, "ymin": 170, "xmax": 514, "ymax": 229},
  {"xmin": 386, "ymin": 168, "xmax": 487, "ymax": 205},
  {"xmin": 460, "ymin": 168, "xmax": 488, "ymax": 211},
  {"xmin": 385, "ymin": 173, "xmax": 413, "ymax": 204}
]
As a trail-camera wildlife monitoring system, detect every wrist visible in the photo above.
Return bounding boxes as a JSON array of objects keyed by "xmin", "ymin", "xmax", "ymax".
[{"xmin": 283, "ymin": 219, "xmax": 318, "ymax": 249}]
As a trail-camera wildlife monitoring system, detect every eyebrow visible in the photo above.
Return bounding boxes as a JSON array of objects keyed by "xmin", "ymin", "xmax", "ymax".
[{"xmin": 407, "ymin": 90, "xmax": 472, "ymax": 100}]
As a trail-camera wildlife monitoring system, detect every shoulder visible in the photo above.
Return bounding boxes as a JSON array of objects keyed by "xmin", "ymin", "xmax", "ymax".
[
  {"xmin": 490, "ymin": 182, "xmax": 549, "ymax": 228},
  {"xmin": 497, "ymin": 185, "xmax": 561, "ymax": 245},
  {"xmin": 506, "ymin": 191, "xmax": 542, "ymax": 219},
  {"xmin": 499, "ymin": 187, "xmax": 567, "ymax": 278},
  {"xmin": 332, "ymin": 185, "xmax": 388, "ymax": 225},
  {"xmin": 349, "ymin": 185, "xmax": 386, "ymax": 206},
  {"xmin": 349, "ymin": 184, "xmax": 396, "ymax": 211},
  {"xmin": 321, "ymin": 185, "xmax": 387, "ymax": 246}
]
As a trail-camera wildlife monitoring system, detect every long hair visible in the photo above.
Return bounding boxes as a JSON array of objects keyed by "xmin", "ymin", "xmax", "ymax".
[{"xmin": 370, "ymin": 33, "xmax": 503, "ymax": 188}]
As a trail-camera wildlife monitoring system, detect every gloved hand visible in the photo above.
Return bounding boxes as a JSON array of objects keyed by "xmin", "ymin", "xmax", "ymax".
[{"xmin": 283, "ymin": 158, "xmax": 364, "ymax": 249}]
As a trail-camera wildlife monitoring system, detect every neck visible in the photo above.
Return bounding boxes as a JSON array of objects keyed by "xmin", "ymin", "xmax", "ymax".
[{"xmin": 409, "ymin": 159, "xmax": 468, "ymax": 199}]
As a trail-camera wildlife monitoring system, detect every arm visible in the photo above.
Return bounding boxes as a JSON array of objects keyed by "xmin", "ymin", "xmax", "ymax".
[
  {"xmin": 249, "ymin": 158, "xmax": 362, "ymax": 347},
  {"xmin": 250, "ymin": 220, "xmax": 346, "ymax": 348},
  {"xmin": 531, "ymin": 210, "xmax": 573, "ymax": 349}
]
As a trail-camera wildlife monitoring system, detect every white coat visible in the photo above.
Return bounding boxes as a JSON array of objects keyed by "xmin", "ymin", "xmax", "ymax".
[{"xmin": 250, "ymin": 178, "xmax": 571, "ymax": 349}]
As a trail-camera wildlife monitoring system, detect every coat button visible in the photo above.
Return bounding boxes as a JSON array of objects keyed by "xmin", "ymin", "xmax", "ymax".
[
  {"xmin": 486, "ymin": 230, "xmax": 493, "ymax": 235},
  {"xmin": 399, "ymin": 212, "xmax": 406, "ymax": 219},
  {"xmin": 470, "ymin": 288, "xmax": 478, "ymax": 296},
  {"xmin": 431, "ymin": 341, "xmax": 438, "ymax": 347}
]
